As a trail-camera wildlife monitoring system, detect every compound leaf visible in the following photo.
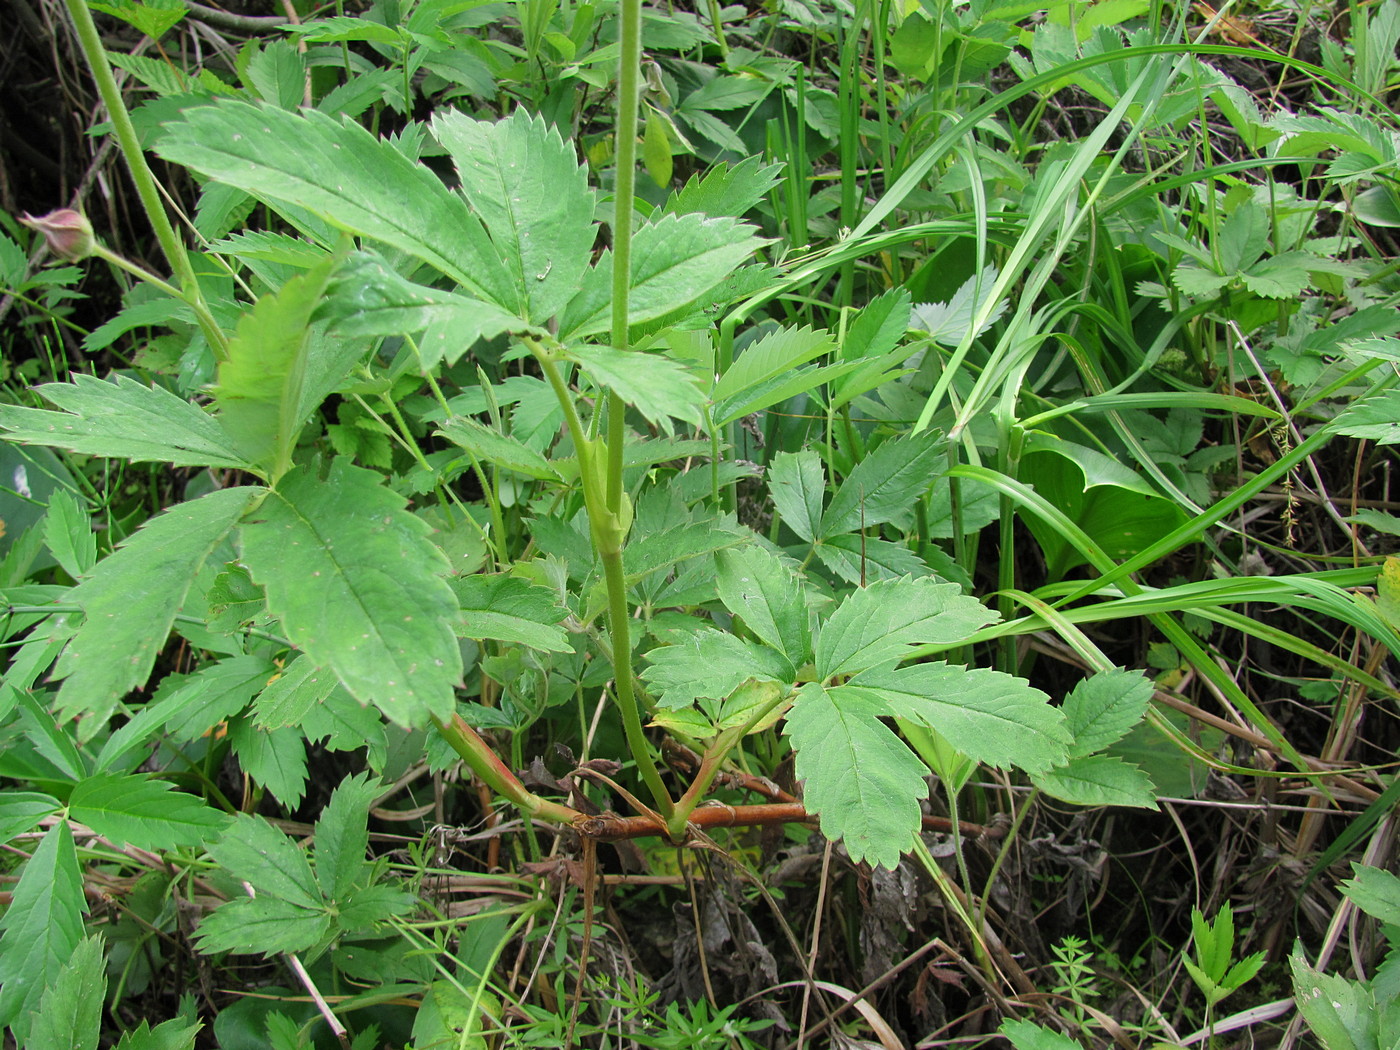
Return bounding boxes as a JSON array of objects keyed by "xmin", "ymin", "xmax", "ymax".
[
  {"xmin": 26, "ymin": 934, "xmax": 106, "ymax": 1050},
  {"xmin": 558, "ymin": 213, "xmax": 764, "ymax": 338},
  {"xmin": 768, "ymin": 450, "xmax": 824, "ymax": 543},
  {"xmin": 1061, "ymin": 668, "xmax": 1154, "ymax": 758},
  {"xmin": 314, "ymin": 772, "xmax": 381, "ymax": 901},
  {"xmin": 227, "ymin": 722, "xmax": 309, "ymax": 809},
  {"xmin": 643, "ymin": 628, "xmax": 793, "ymax": 709},
  {"xmin": 568, "ymin": 344, "xmax": 705, "ymax": 433},
  {"xmin": 207, "ymin": 813, "xmax": 322, "ymax": 910},
  {"xmin": 240, "ymin": 459, "xmax": 462, "ymax": 728},
  {"xmin": 194, "ymin": 896, "xmax": 331, "ymax": 957}
]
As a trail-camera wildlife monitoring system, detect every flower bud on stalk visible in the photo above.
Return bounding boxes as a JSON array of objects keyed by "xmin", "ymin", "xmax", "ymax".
[{"xmin": 20, "ymin": 208, "xmax": 95, "ymax": 262}]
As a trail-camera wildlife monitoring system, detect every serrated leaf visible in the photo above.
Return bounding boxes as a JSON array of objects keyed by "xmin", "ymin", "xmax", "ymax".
[
  {"xmin": 111, "ymin": 1017, "xmax": 203, "ymax": 1050},
  {"xmin": 711, "ymin": 358, "xmax": 866, "ymax": 429},
  {"xmin": 69, "ymin": 773, "xmax": 230, "ymax": 849},
  {"xmin": 336, "ymin": 883, "xmax": 417, "ymax": 929},
  {"xmin": 157, "ymin": 656, "xmax": 275, "ymax": 744},
  {"xmin": 813, "ymin": 534, "xmax": 929, "ymax": 585},
  {"xmin": 433, "ymin": 108, "xmax": 595, "ymax": 322},
  {"xmin": 239, "ymin": 459, "xmax": 462, "ymax": 728},
  {"xmin": 44, "ymin": 489, "xmax": 96, "ymax": 579},
  {"xmin": 195, "ymin": 895, "xmax": 331, "ymax": 956},
  {"xmin": 321, "ymin": 252, "xmax": 537, "ymax": 369},
  {"xmin": 715, "ymin": 544, "xmax": 810, "ymax": 667},
  {"xmin": 568, "ymin": 344, "xmax": 705, "ymax": 433},
  {"xmin": 642, "ymin": 628, "xmax": 793, "ymax": 709},
  {"xmin": 624, "ymin": 516, "xmax": 746, "ymax": 581},
  {"xmin": 453, "ymin": 574, "xmax": 570, "ymax": 651},
  {"xmin": 314, "ymin": 772, "xmax": 381, "ymax": 900},
  {"xmin": 852, "ymin": 662, "xmax": 1070, "ymax": 773},
  {"xmin": 664, "ymin": 156, "xmax": 784, "ymax": 218},
  {"xmin": 1334, "ymin": 390, "xmax": 1400, "ymax": 445},
  {"xmin": 1062, "ymin": 668, "xmax": 1155, "ymax": 758},
  {"xmin": 251, "ymin": 655, "xmax": 339, "ymax": 728},
  {"xmin": 1171, "ymin": 265, "xmax": 1232, "ymax": 298},
  {"xmin": 0, "ymin": 823, "xmax": 84, "ymax": 1038},
  {"xmin": 154, "ymin": 100, "xmax": 514, "ymax": 304},
  {"xmin": 768, "ymin": 450, "xmax": 824, "ymax": 542},
  {"xmin": 557, "ymin": 213, "xmax": 764, "ymax": 338},
  {"xmin": 1031, "ymin": 754, "xmax": 1158, "ymax": 808},
  {"xmin": 301, "ymin": 688, "xmax": 388, "ymax": 771},
  {"xmin": 842, "ymin": 288, "xmax": 912, "ymax": 361},
  {"xmin": 215, "ymin": 259, "xmax": 343, "ymax": 477},
  {"xmin": 999, "ymin": 1019, "xmax": 1086, "ymax": 1050},
  {"xmin": 815, "ymin": 577, "xmax": 997, "ymax": 679},
  {"xmin": 821, "ymin": 432, "xmax": 944, "ymax": 537},
  {"xmin": 786, "ymin": 683, "xmax": 929, "ymax": 869},
  {"xmin": 1290, "ymin": 951, "xmax": 1372, "ymax": 1050},
  {"xmin": 910, "ymin": 266, "xmax": 1008, "ymax": 346},
  {"xmin": 0, "ymin": 374, "xmax": 251, "ymax": 470},
  {"xmin": 27, "ymin": 934, "xmax": 106, "ymax": 1050},
  {"xmin": 208, "ymin": 813, "xmax": 323, "ymax": 909},
  {"xmin": 228, "ymin": 721, "xmax": 309, "ymax": 809},
  {"xmin": 0, "ymin": 792, "xmax": 61, "ymax": 846},
  {"xmin": 54, "ymin": 487, "xmax": 257, "ymax": 737},
  {"xmin": 1340, "ymin": 863, "xmax": 1400, "ymax": 927},
  {"xmin": 1241, "ymin": 251, "xmax": 1314, "ymax": 299},
  {"xmin": 712, "ymin": 325, "xmax": 834, "ymax": 405},
  {"xmin": 437, "ymin": 417, "xmax": 559, "ymax": 480}
]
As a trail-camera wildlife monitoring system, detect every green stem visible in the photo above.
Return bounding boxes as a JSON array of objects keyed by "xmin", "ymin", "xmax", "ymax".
[
  {"xmin": 63, "ymin": 0, "xmax": 230, "ymax": 364},
  {"xmin": 431, "ymin": 713, "xmax": 580, "ymax": 826}
]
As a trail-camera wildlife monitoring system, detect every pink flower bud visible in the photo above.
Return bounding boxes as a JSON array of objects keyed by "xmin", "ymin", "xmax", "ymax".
[{"xmin": 20, "ymin": 208, "xmax": 95, "ymax": 262}]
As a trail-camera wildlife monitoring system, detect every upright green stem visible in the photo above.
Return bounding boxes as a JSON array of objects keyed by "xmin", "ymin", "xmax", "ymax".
[{"xmin": 63, "ymin": 0, "xmax": 230, "ymax": 363}]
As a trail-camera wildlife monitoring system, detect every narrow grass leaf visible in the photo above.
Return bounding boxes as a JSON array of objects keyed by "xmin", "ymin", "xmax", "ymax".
[{"xmin": 240, "ymin": 459, "xmax": 461, "ymax": 728}]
